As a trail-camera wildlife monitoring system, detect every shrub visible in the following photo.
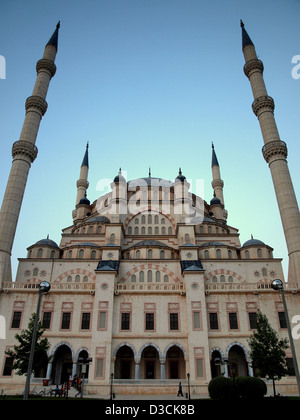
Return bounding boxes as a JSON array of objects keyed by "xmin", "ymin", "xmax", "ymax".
[
  {"xmin": 208, "ymin": 376, "xmax": 235, "ymax": 400},
  {"xmin": 235, "ymin": 376, "xmax": 267, "ymax": 399}
]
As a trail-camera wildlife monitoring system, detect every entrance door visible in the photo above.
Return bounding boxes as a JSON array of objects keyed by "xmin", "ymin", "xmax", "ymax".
[
  {"xmin": 146, "ymin": 361, "xmax": 155, "ymax": 379},
  {"xmin": 170, "ymin": 361, "xmax": 179, "ymax": 379}
]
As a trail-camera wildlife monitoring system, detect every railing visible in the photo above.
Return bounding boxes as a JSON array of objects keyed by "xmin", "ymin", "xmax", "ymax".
[
  {"xmin": 115, "ymin": 282, "xmax": 185, "ymax": 294},
  {"xmin": 2, "ymin": 281, "xmax": 95, "ymax": 292},
  {"xmin": 205, "ymin": 282, "xmax": 299, "ymax": 293}
]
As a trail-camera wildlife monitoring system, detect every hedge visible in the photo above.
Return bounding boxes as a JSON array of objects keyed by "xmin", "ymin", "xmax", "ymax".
[{"xmin": 208, "ymin": 376, "xmax": 267, "ymax": 400}]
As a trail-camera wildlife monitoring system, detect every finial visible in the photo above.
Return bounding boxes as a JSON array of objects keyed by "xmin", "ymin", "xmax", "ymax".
[
  {"xmin": 240, "ymin": 19, "xmax": 244, "ymax": 28},
  {"xmin": 56, "ymin": 21, "xmax": 60, "ymax": 29},
  {"xmin": 212, "ymin": 141, "xmax": 214, "ymax": 149},
  {"xmin": 179, "ymin": 167, "xmax": 182, "ymax": 175},
  {"xmin": 47, "ymin": 234, "xmax": 49, "ymax": 239},
  {"xmin": 86, "ymin": 141, "xmax": 89, "ymax": 148},
  {"xmin": 149, "ymin": 167, "xmax": 151, "ymax": 177},
  {"xmin": 251, "ymin": 234, "xmax": 253, "ymax": 239}
]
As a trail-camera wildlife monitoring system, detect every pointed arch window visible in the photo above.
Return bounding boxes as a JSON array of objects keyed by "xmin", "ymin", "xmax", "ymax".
[
  {"xmin": 147, "ymin": 270, "xmax": 153, "ymax": 282},
  {"xmin": 139, "ymin": 271, "xmax": 144, "ymax": 282},
  {"xmin": 155, "ymin": 271, "xmax": 161, "ymax": 282},
  {"xmin": 147, "ymin": 249, "xmax": 153, "ymax": 258},
  {"xmin": 79, "ymin": 249, "xmax": 84, "ymax": 259},
  {"xmin": 37, "ymin": 248, "xmax": 43, "ymax": 258}
]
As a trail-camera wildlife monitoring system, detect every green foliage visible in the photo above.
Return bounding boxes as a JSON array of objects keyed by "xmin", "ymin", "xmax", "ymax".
[
  {"xmin": 248, "ymin": 310, "xmax": 289, "ymax": 381},
  {"xmin": 235, "ymin": 376, "xmax": 267, "ymax": 399},
  {"xmin": 208, "ymin": 376, "xmax": 267, "ymax": 400},
  {"xmin": 208, "ymin": 376, "xmax": 235, "ymax": 400},
  {"xmin": 5, "ymin": 313, "xmax": 51, "ymax": 376}
]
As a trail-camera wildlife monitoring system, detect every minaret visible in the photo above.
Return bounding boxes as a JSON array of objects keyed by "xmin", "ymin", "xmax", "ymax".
[
  {"xmin": 211, "ymin": 143, "xmax": 224, "ymax": 205},
  {"xmin": 0, "ymin": 22, "xmax": 60, "ymax": 287},
  {"xmin": 75, "ymin": 142, "xmax": 89, "ymax": 205},
  {"xmin": 241, "ymin": 20, "xmax": 300, "ymax": 285}
]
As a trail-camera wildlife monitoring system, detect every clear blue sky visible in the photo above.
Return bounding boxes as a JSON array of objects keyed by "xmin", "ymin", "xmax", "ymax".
[{"xmin": 0, "ymin": 0, "xmax": 299, "ymax": 280}]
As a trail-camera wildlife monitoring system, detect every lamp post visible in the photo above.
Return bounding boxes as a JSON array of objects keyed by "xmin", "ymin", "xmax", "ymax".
[
  {"xmin": 23, "ymin": 281, "xmax": 51, "ymax": 400},
  {"xmin": 77, "ymin": 356, "xmax": 92, "ymax": 398},
  {"xmin": 110, "ymin": 372, "xmax": 114, "ymax": 400},
  {"xmin": 271, "ymin": 279, "xmax": 300, "ymax": 395},
  {"xmin": 187, "ymin": 373, "xmax": 191, "ymax": 400}
]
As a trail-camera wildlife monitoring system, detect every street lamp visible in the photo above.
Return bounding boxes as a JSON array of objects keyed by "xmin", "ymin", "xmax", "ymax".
[
  {"xmin": 77, "ymin": 356, "xmax": 92, "ymax": 398},
  {"xmin": 110, "ymin": 372, "xmax": 114, "ymax": 400},
  {"xmin": 271, "ymin": 279, "xmax": 300, "ymax": 395},
  {"xmin": 23, "ymin": 281, "xmax": 51, "ymax": 400},
  {"xmin": 187, "ymin": 373, "xmax": 191, "ymax": 400}
]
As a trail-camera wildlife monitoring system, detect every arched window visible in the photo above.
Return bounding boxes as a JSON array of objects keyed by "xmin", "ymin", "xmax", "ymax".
[
  {"xmin": 228, "ymin": 250, "xmax": 232, "ymax": 259},
  {"xmin": 134, "ymin": 227, "xmax": 139, "ymax": 234},
  {"xmin": 135, "ymin": 218, "xmax": 139, "ymax": 224},
  {"xmin": 185, "ymin": 234, "xmax": 190, "ymax": 243},
  {"xmin": 141, "ymin": 226, "xmax": 145, "ymax": 234},
  {"xmin": 37, "ymin": 248, "xmax": 43, "ymax": 258},
  {"xmin": 128, "ymin": 227, "xmax": 132, "ymax": 234},
  {"xmin": 161, "ymin": 218, "xmax": 165, "ymax": 224},
  {"xmin": 148, "ymin": 227, "xmax": 152, "ymax": 234},
  {"xmin": 147, "ymin": 270, "xmax": 152, "ymax": 282},
  {"xmin": 245, "ymin": 250, "xmax": 250, "ymax": 259},
  {"xmin": 155, "ymin": 271, "xmax": 161, "ymax": 282},
  {"xmin": 50, "ymin": 250, "xmax": 55, "ymax": 259},
  {"xmin": 67, "ymin": 275, "xmax": 72, "ymax": 282},
  {"xmin": 228, "ymin": 276, "xmax": 233, "ymax": 282},
  {"xmin": 164, "ymin": 275, "xmax": 169, "ymax": 283},
  {"xmin": 97, "ymin": 225, "xmax": 102, "ymax": 234},
  {"xmin": 262, "ymin": 268, "xmax": 267, "ymax": 277},
  {"xmin": 75, "ymin": 275, "xmax": 80, "ymax": 282},
  {"xmin": 208, "ymin": 226, "xmax": 212, "ymax": 234},
  {"xmin": 212, "ymin": 276, "xmax": 217, "ymax": 282},
  {"xmin": 141, "ymin": 215, "xmax": 146, "ymax": 224},
  {"xmin": 220, "ymin": 275, "xmax": 225, "ymax": 282},
  {"xmin": 131, "ymin": 274, "xmax": 136, "ymax": 283},
  {"xmin": 204, "ymin": 250, "xmax": 209, "ymax": 259},
  {"xmin": 155, "ymin": 227, "xmax": 159, "ymax": 234},
  {"xmin": 110, "ymin": 234, "xmax": 115, "ymax": 243},
  {"xmin": 139, "ymin": 271, "xmax": 144, "ymax": 282},
  {"xmin": 147, "ymin": 249, "xmax": 153, "ymax": 258},
  {"xmin": 257, "ymin": 248, "xmax": 262, "ymax": 258},
  {"xmin": 216, "ymin": 249, "xmax": 221, "ymax": 258},
  {"xmin": 33, "ymin": 268, "xmax": 38, "ymax": 277},
  {"xmin": 136, "ymin": 250, "xmax": 140, "ymax": 259},
  {"xmin": 79, "ymin": 249, "xmax": 84, "ymax": 259},
  {"xmin": 88, "ymin": 226, "xmax": 93, "ymax": 234},
  {"xmin": 168, "ymin": 227, "xmax": 172, "ymax": 234},
  {"xmin": 160, "ymin": 250, "xmax": 165, "ymax": 259},
  {"xmin": 83, "ymin": 276, "xmax": 88, "ymax": 282},
  {"xmin": 148, "ymin": 214, "xmax": 152, "ymax": 223},
  {"xmin": 91, "ymin": 250, "xmax": 96, "ymax": 259},
  {"xmin": 162, "ymin": 227, "xmax": 166, "ymax": 234},
  {"xmin": 199, "ymin": 226, "xmax": 204, "ymax": 234},
  {"xmin": 68, "ymin": 250, "xmax": 72, "ymax": 258},
  {"xmin": 82, "ymin": 227, "xmax": 86, "ymax": 234},
  {"xmin": 154, "ymin": 215, "xmax": 159, "ymax": 224}
]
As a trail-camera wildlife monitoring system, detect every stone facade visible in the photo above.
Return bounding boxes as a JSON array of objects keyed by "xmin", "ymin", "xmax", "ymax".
[{"xmin": 0, "ymin": 164, "xmax": 299, "ymax": 397}]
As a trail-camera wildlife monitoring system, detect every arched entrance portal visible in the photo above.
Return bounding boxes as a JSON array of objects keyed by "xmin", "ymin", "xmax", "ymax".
[
  {"xmin": 51, "ymin": 344, "xmax": 73, "ymax": 385},
  {"xmin": 140, "ymin": 345, "xmax": 160, "ymax": 379},
  {"xmin": 115, "ymin": 345, "xmax": 135, "ymax": 379},
  {"xmin": 228, "ymin": 345, "xmax": 249, "ymax": 377},
  {"xmin": 165, "ymin": 345, "xmax": 186, "ymax": 379}
]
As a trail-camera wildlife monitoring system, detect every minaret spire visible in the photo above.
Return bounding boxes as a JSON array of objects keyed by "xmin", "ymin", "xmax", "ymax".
[
  {"xmin": 76, "ymin": 143, "xmax": 89, "ymax": 205},
  {"xmin": 0, "ymin": 23, "xmax": 59, "ymax": 286},
  {"xmin": 211, "ymin": 143, "xmax": 224, "ymax": 205},
  {"xmin": 241, "ymin": 21, "xmax": 300, "ymax": 286}
]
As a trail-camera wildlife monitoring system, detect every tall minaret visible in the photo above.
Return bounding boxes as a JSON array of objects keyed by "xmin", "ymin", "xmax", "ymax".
[
  {"xmin": 241, "ymin": 20, "xmax": 300, "ymax": 285},
  {"xmin": 0, "ymin": 22, "xmax": 60, "ymax": 287},
  {"xmin": 211, "ymin": 143, "xmax": 224, "ymax": 205},
  {"xmin": 75, "ymin": 142, "xmax": 89, "ymax": 205}
]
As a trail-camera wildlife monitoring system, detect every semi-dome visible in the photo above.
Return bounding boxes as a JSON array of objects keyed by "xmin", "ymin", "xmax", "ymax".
[
  {"xmin": 242, "ymin": 236, "xmax": 265, "ymax": 247},
  {"xmin": 35, "ymin": 238, "xmax": 59, "ymax": 248}
]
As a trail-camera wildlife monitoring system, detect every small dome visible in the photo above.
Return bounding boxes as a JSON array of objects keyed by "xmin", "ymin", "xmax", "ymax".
[
  {"xmin": 210, "ymin": 195, "xmax": 221, "ymax": 205},
  {"xmin": 175, "ymin": 168, "xmax": 186, "ymax": 183},
  {"xmin": 242, "ymin": 236, "xmax": 265, "ymax": 248},
  {"xmin": 79, "ymin": 196, "xmax": 90, "ymax": 205},
  {"xmin": 114, "ymin": 168, "xmax": 126, "ymax": 183},
  {"xmin": 35, "ymin": 238, "xmax": 59, "ymax": 248}
]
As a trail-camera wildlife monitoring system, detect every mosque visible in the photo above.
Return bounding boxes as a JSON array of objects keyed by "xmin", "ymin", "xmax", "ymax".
[{"xmin": 0, "ymin": 22, "xmax": 299, "ymax": 397}]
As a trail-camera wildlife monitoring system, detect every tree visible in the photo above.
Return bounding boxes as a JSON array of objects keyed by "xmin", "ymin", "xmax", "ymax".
[
  {"xmin": 5, "ymin": 313, "xmax": 51, "ymax": 377},
  {"xmin": 248, "ymin": 310, "xmax": 289, "ymax": 397}
]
